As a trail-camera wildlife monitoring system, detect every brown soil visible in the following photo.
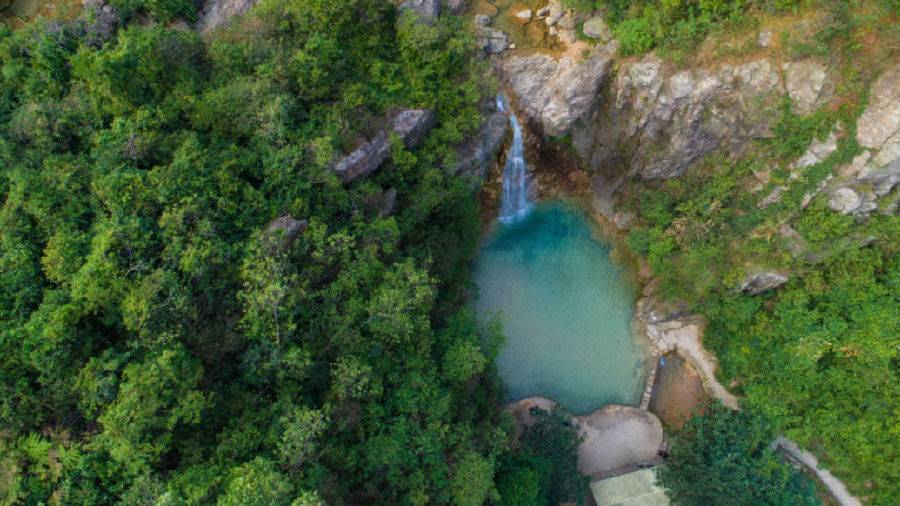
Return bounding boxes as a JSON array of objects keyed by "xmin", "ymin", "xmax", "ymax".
[{"xmin": 647, "ymin": 353, "xmax": 709, "ymax": 428}]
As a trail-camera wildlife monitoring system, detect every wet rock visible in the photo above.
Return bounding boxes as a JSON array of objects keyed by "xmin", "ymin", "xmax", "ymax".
[
  {"xmin": 612, "ymin": 211, "xmax": 636, "ymax": 230},
  {"xmin": 453, "ymin": 110, "xmax": 508, "ymax": 178},
  {"xmin": 333, "ymin": 109, "xmax": 435, "ymax": 183},
  {"xmin": 197, "ymin": 0, "xmax": 258, "ymax": 33},
  {"xmin": 783, "ymin": 61, "xmax": 834, "ymax": 115},
  {"xmin": 740, "ymin": 270, "xmax": 789, "ymax": 295},
  {"xmin": 500, "ymin": 47, "xmax": 613, "ymax": 136},
  {"xmin": 265, "ymin": 215, "xmax": 308, "ymax": 252},
  {"xmin": 583, "ymin": 16, "xmax": 611, "ymax": 41},
  {"xmin": 399, "ymin": 0, "xmax": 440, "ymax": 23}
]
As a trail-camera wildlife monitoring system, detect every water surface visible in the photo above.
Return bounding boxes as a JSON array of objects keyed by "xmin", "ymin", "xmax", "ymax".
[{"xmin": 474, "ymin": 202, "xmax": 647, "ymax": 414}]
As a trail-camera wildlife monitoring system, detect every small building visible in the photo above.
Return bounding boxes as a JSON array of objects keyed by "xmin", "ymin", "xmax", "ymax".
[{"xmin": 589, "ymin": 468, "xmax": 670, "ymax": 506}]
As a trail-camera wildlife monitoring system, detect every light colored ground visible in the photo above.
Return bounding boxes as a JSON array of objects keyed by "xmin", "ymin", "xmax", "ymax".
[{"xmin": 590, "ymin": 468, "xmax": 670, "ymax": 506}]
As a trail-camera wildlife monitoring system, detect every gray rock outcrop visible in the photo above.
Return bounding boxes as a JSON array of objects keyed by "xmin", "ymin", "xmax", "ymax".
[
  {"xmin": 453, "ymin": 110, "xmax": 508, "ymax": 178},
  {"xmin": 477, "ymin": 25, "xmax": 509, "ymax": 54},
  {"xmin": 264, "ymin": 215, "xmax": 308, "ymax": 252},
  {"xmin": 333, "ymin": 109, "xmax": 435, "ymax": 183},
  {"xmin": 783, "ymin": 61, "xmax": 834, "ymax": 115},
  {"xmin": 399, "ymin": 0, "xmax": 440, "ymax": 22},
  {"xmin": 196, "ymin": 0, "xmax": 257, "ymax": 33},
  {"xmin": 579, "ymin": 57, "xmax": 784, "ymax": 180},
  {"xmin": 500, "ymin": 47, "xmax": 614, "ymax": 136},
  {"xmin": 827, "ymin": 186, "xmax": 877, "ymax": 216},
  {"xmin": 740, "ymin": 270, "xmax": 789, "ymax": 295},
  {"xmin": 81, "ymin": 0, "xmax": 119, "ymax": 47},
  {"xmin": 854, "ymin": 63, "xmax": 900, "ymax": 196},
  {"xmin": 392, "ymin": 109, "xmax": 437, "ymax": 148},
  {"xmin": 445, "ymin": 0, "xmax": 467, "ymax": 14}
]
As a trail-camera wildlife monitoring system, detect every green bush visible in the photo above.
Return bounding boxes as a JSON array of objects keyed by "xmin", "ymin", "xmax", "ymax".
[
  {"xmin": 656, "ymin": 404, "xmax": 820, "ymax": 506},
  {"xmin": 615, "ymin": 16, "xmax": 655, "ymax": 55},
  {"xmin": 109, "ymin": 0, "xmax": 195, "ymax": 21}
]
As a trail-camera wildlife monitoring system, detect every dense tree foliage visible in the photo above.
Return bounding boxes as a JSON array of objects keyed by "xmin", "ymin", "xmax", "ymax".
[
  {"xmin": 0, "ymin": 2, "xmax": 512, "ymax": 504},
  {"xmin": 495, "ymin": 406, "xmax": 588, "ymax": 506},
  {"xmin": 656, "ymin": 403, "xmax": 819, "ymax": 505}
]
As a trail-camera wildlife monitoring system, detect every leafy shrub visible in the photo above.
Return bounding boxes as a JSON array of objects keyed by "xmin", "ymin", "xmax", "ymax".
[
  {"xmin": 615, "ymin": 16, "xmax": 655, "ymax": 55},
  {"xmin": 109, "ymin": 0, "xmax": 195, "ymax": 22},
  {"xmin": 657, "ymin": 404, "xmax": 820, "ymax": 506}
]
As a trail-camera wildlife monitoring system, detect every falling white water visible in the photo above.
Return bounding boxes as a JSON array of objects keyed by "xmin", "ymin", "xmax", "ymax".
[{"xmin": 497, "ymin": 95, "xmax": 531, "ymax": 223}]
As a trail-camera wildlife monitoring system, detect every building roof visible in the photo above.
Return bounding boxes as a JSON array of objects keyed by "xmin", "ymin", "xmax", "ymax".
[{"xmin": 589, "ymin": 468, "xmax": 670, "ymax": 506}]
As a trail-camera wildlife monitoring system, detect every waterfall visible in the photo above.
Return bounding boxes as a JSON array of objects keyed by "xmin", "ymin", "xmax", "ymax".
[{"xmin": 497, "ymin": 95, "xmax": 531, "ymax": 223}]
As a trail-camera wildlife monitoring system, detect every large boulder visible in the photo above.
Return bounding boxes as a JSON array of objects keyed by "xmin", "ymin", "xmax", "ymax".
[
  {"xmin": 504, "ymin": 398, "xmax": 664, "ymax": 478},
  {"xmin": 783, "ymin": 61, "xmax": 834, "ymax": 115},
  {"xmin": 477, "ymin": 26, "xmax": 509, "ymax": 54},
  {"xmin": 332, "ymin": 109, "xmax": 435, "ymax": 183},
  {"xmin": 740, "ymin": 270, "xmax": 789, "ymax": 295},
  {"xmin": 196, "ymin": 0, "xmax": 258, "ymax": 33},
  {"xmin": 392, "ymin": 109, "xmax": 436, "ymax": 148},
  {"xmin": 264, "ymin": 215, "xmax": 308, "ymax": 253},
  {"xmin": 582, "ymin": 16, "xmax": 611, "ymax": 41},
  {"xmin": 827, "ymin": 186, "xmax": 878, "ymax": 216},
  {"xmin": 855, "ymin": 64, "xmax": 900, "ymax": 196},
  {"xmin": 399, "ymin": 0, "xmax": 440, "ymax": 23},
  {"xmin": 576, "ymin": 405, "xmax": 663, "ymax": 477},
  {"xmin": 500, "ymin": 47, "xmax": 614, "ymax": 136}
]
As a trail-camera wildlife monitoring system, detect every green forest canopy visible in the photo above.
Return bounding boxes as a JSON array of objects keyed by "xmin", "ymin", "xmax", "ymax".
[{"xmin": 0, "ymin": 1, "xmax": 512, "ymax": 503}]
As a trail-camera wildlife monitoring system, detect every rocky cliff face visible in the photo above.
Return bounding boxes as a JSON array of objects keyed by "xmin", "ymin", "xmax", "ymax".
[
  {"xmin": 498, "ymin": 44, "xmax": 615, "ymax": 137},
  {"xmin": 575, "ymin": 56, "xmax": 787, "ymax": 181},
  {"xmin": 494, "ymin": 33, "xmax": 898, "ymax": 219}
]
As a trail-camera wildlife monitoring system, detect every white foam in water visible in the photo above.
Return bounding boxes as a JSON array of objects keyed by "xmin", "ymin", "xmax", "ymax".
[{"xmin": 497, "ymin": 95, "xmax": 531, "ymax": 223}]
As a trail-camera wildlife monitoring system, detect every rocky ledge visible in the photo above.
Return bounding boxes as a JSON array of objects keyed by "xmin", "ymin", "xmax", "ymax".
[
  {"xmin": 505, "ymin": 397, "xmax": 664, "ymax": 479},
  {"xmin": 332, "ymin": 109, "xmax": 436, "ymax": 184}
]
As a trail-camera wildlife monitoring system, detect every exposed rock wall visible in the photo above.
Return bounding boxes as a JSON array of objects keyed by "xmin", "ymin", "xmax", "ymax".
[
  {"xmin": 576, "ymin": 56, "xmax": 784, "ymax": 181},
  {"xmin": 498, "ymin": 45, "xmax": 615, "ymax": 137}
]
